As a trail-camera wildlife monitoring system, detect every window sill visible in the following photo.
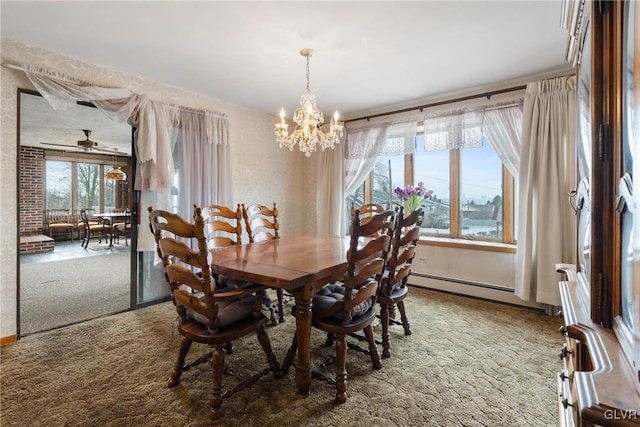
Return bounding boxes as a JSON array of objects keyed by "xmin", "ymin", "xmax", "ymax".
[{"xmin": 418, "ymin": 236, "xmax": 516, "ymax": 253}]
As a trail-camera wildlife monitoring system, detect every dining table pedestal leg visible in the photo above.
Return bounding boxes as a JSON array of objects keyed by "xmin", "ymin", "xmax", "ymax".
[{"xmin": 294, "ymin": 290, "xmax": 313, "ymax": 396}]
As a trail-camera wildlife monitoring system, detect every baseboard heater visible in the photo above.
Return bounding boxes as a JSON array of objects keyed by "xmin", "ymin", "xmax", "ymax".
[{"xmin": 410, "ymin": 272, "xmax": 515, "ymax": 293}]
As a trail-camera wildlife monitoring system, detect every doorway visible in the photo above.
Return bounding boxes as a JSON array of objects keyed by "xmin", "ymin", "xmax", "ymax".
[{"xmin": 18, "ymin": 90, "xmax": 135, "ymax": 336}]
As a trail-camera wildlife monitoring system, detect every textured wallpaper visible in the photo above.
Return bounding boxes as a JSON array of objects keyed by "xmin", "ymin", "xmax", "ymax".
[{"xmin": 1, "ymin": 38, "xmax": 313, "ymax": 339}]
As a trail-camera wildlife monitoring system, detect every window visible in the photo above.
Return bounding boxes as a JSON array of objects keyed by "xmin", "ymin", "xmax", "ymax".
[
  {"xmin": 414, "ymin": 142, "xmax": 450, "ymax": 234},
  {"xmin": 77, "ymin": 162, "xmax": 101, "ymax": 210},
  {"xmin": 45, "ymin": 156, "xmax": 128, "ymax": 213},
  {"xmin": 459, "ymin": 140, "xmax": 504, "ymax": 240},
  {"xmin": 371, "ymin": 155, "xmax": 405, "ymax": 206},
  {"xmin": 349, "ymin": 125, "xmax": 517, "ymax": 245},
  {"xmin": 45, "ymin": 160, "xmax": 72, "ymax": 209},
  {"xmin": 416, "ymin": 134, "xmax": 514, "ymax": 242},
  {"xmin": 616, "ymin": 0, "xmax": 636, "ymax": 362}
]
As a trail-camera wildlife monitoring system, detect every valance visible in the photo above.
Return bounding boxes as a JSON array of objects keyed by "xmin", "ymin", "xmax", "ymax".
[
  {"xmin": 20, "ymin": 64, "xmax": 228, "ymax": 193},
  {"xmin": 422, "ymin": 108, "xmax": 485, "ymax": 151},
  {"xmin": 346, "ymin": 121, "xmax": 416, "ymax": 159}
]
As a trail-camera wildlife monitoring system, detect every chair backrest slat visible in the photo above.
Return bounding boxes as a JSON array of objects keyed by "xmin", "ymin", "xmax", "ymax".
[
  {"xmin": 202, "ymin": 204, "xmax": 243, "ymax": 249},
  {"xmin": 46, "ymin": 209, "xmax": 71, "ymax": 223},
  {"xmin": 242, "ymin": 203, "xmax": 279, "ymax": 243}
]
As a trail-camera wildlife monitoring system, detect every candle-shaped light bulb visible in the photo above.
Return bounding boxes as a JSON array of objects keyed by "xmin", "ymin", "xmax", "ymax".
[
  {"xmin": 333, "ymin": 111, "xmax": 340, "ymax": 125},
  {"xmin": 279, "ymin": 108, "xmax": 286, "ymax": 124},
  {"xmin": 307, "ymin": 104, "xmax": 313, "ymax": 115}
]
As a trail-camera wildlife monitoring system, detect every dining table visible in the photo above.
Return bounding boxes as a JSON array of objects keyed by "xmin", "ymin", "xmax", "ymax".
[
  {"xmin": 92, "ymin": 212, "xmax": 131, "ymax": 247},
  {"xmin": 209, "ymin": 234, "xmax": 351, "ymax": 396}
]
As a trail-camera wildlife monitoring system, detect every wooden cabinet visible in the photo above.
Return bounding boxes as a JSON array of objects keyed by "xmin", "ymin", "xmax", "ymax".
[
  {"xmin": 557, "ymin": 0, "xmax": 640, "ymax": 425},
  {"xmin": 557, "ymin": 265, "xmax": 639, "ymax": 425}
]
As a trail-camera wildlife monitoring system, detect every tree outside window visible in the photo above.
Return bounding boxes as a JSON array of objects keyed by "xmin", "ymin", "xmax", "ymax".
[
  {"xmin": 77, "ymin": 163, "xmax": 100, "ymax": 210},
  {"xmin": 46, "ymin": 160, "xmax": 72, "ymax": 210}
]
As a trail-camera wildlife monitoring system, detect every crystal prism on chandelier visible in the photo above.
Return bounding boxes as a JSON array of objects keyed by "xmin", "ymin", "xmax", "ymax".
[{"xmin": 275, "ymin": 48, "xmax": 343, "ymax": 157}]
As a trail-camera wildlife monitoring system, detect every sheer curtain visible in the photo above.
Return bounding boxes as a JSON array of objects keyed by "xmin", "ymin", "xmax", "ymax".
[
  {"xmin": 516, "ymin": 75, "xmax": 577, "ymax": 306},
  {"xmin": 345, "ymin": 121, "xmax": 416, "ymax": 196},
  {"xmin": 309, "ymin": 121, "xmax": 414, "ymax": 236},
  {"xmin": 422, "ymin": 108, "xmax": 485, "ymax": 150},
  {"xmin": 483, "ymin": 104, "xmax": 523, "ymax": 178},
  {"xmin": 21, "ymin": 65, "xmax": 231, "ymax": 251},
  {"xmin": 175, "ymin": 110, "xmax": 232, "ymax": 223}
]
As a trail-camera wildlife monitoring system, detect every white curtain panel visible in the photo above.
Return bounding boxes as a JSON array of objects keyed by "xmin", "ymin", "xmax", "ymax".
[
  {"xmin": 483, "ymin": 104, "xmax": 523, "ymax": 178},
  {"xmin": 516, "ymin": 75, "xmax": 577, "ymax": 306},
  {"xmin": 315, "ymin": 137, "xmax": 346, "ymax": 236}
]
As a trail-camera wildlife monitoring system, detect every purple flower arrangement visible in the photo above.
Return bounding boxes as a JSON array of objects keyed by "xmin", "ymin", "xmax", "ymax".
[{"xmin": 394, "ymin": 181, "xmax": 433, "ymax": 212}]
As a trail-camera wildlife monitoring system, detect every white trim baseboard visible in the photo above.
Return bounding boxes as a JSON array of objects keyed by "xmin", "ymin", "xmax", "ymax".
[{"xmin": 409, "ymin": 272, "xmax": 543, "ymax": 310}]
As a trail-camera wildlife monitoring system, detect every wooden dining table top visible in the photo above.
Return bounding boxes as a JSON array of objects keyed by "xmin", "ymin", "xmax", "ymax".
[{"xmin": 210, "ymin": 234, "xmax": 352, "ymax": 291}]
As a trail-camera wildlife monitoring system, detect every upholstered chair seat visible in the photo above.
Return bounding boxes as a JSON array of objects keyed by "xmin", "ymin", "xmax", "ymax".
[
  {"xmin": 186, "ymin": 293, "xmax": 257, "ymax": 331},
  {"xmin": 313, "ymin": 283, "xmax": 376, "ymax": 322}
]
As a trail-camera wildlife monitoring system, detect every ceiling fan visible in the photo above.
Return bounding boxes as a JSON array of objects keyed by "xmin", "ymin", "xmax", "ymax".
[{"xmin": 40, "ymin": 129, "xmax": 121, "ymax": 154}]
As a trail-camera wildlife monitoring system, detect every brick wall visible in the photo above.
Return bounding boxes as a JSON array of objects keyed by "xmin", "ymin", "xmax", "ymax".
[
  {"xmin": 19, "ymin": 235, "xmax": 54, "ymax": 254},
  {"xmin": 20, "ymin": 146, "xmax": 44, "ymax": 236}
]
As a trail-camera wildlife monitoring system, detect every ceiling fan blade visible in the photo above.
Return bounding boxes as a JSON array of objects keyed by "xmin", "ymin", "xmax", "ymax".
[
  {"xmin": 94, "ymin": 148, "xmax": 120, "ymax": 154},
  {"xmin": 40, "ymin": 142, "xmax": 77, "ymax": 148}
]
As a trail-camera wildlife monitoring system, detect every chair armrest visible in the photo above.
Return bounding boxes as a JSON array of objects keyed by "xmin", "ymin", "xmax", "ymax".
[
  {"xmin": 211, "ymin": 284, "xmax": 265, "ymax": 301},
  {"xmin": 345, "ymin": 280, "xmax": 378, "ymax": 311}
]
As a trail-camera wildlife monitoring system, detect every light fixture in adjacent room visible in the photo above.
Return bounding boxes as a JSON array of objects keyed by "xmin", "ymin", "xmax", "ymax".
[
  {"xmin": 106, "ymin": 165, "xmax": 127, "ymax": 181},
  {"xmin": 275, "ymin": 48, "xmax": 343, "ymax": 157}
]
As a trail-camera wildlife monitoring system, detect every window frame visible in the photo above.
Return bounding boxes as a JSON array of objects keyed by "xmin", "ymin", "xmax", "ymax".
[
  {"xmin": 44, "ymin": 150, "xmax": 129, "ymax": 214},
  {"xmin": 356, "ymin": 124, "xmax": 517, "ymax": 252}
]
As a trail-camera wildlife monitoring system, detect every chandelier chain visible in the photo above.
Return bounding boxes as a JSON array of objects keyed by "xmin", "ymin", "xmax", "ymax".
[{"xmin": 305, "ymin": 55, "xmax": 311, "ymax": 92}]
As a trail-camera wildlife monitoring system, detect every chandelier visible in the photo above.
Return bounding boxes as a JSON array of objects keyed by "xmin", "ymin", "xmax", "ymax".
[
  {"xmin": 106, "ymin": 165, "xmax": 127, "ymax": 181},
  {"xmin": 275, "ymin": 48, "xmax": 343, "ymax": 157}
]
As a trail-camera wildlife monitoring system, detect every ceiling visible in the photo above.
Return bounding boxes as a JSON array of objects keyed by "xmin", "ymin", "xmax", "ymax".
[
  {"xmin": 2, "ymin": 1, "xmax": 573, "ymax": 156},
  {"xmin": 19, "ymin": 92, "xmax": 133, "ymax": 156}
]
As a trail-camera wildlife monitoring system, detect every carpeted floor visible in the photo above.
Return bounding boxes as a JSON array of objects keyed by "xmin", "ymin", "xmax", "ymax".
[
  {"xmin": 19, "ymin": 252, "xmax": 130, "ymax": 334},
  {"xmin": 0, "ymin": 286, "xmax": 563, "ymax": 426}
]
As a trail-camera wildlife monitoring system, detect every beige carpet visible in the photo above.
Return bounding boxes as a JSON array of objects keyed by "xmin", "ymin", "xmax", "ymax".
[
  {"xmin": 19, "ymin": 252, "xmax": 130, "ymax": 334},
  {"xmin": 1, "ymin": 286, "xmax": 563, "ymax": 426}
]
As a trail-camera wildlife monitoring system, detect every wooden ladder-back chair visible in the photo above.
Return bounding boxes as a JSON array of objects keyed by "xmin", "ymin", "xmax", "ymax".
[
  {"xmin": 378, "ymin": 206, "xmax": 425, "ymax": 358},
  {"xmin": 46, "ymin": 209, "xmax": 74, "ymax": 242},
  {"xmin": 148, "ymin": 205, "xmax": 281, "ymax": 420},
  {"xmin": 350, "ymin": 202, "xmax": 389, "ymax": 237},
  {"xmin": 79, "ymin": 209, "xmax": 112, "ymax": 248},
  {"xmin": 242, "ymin": 202, "xmax": 286, "ymax": 324},
  {"xmin": 112, "ymin": 208, "xmax": 132, "ymax": 246},
  {"xmin": 203, "ymin": 203, "xmax": 278, "ymax": 324},
  {"xmin": 350, "ymin": 202, "xmax": 387, "ymax": 223},
  {"xmin": 284, "ymin": 208, "xmax": 395, "ymax": 403}
]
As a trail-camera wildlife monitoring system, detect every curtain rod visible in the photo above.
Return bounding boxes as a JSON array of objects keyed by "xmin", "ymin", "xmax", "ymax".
[
  {"xmin": 344, "ymin": 85, "xmax": 527, "ymax": 124},
  {"xmin": 3, "ymin": 62, "xmax": 227, "ymax": 119},
  {"xmin": 1, "ymin": 62, "xmax": 22, "ymax": 71}
]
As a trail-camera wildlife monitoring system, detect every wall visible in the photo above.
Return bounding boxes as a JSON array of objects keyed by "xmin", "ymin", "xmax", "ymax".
[
  {"xmin": 19, "ymin": 146, "xmax": 44, "ymax": 236},
  {"xmin": 411, "ymin": 244, "xmax": 540, "ymax": 308},
  {"xmin": 1, "ymin": 38, "xmax": 309, "ymax": 341}
]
